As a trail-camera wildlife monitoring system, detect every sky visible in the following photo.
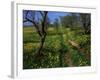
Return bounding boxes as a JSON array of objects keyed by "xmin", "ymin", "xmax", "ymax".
[
  {"xmin": 48, "ymin": 11, "xmax": 69, "ymax": 24},
  {"xmin": 23, "ymin": 10, "xmax": 69, "ymax": 26}
]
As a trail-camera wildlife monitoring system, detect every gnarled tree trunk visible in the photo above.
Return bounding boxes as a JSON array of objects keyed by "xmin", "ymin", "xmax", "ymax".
[{"xmin": 37, "ymin": 32, "xmax": 47, "ymax": 55}]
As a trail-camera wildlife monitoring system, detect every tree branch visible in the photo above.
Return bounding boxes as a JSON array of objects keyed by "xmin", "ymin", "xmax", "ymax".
[
  {"xmin": 41, "ymin": 11, "xmax": 48, "ymax": 35},
  {"xmin": 23, "ymin": 11, "xmax": 42, "ymax": 37},
  {"xmin": 39, "ymin": 11, "xmax": 44, "ymax": 18}
]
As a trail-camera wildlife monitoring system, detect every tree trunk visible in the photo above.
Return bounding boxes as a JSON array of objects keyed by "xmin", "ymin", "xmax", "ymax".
[
  {"xmin": 34, "ymin": 33, "xmax": 46, "ymax": 67},
  {"xmin": 37, "ymin": 33, "xmax": 46, "ymax": 55}
]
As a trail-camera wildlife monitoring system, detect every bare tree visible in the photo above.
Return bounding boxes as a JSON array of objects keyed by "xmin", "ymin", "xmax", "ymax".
[{"xmin": 23, "ymin": 10, "xmax": 48, "ymax": 56}]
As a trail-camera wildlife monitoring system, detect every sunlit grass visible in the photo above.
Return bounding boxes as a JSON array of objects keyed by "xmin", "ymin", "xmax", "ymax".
[{"xmin": 23, "ymin": 26, "xmax": 91, "ymax": 69}]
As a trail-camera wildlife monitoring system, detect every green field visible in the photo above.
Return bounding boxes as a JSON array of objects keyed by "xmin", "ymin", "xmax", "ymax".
[{"xmin": 23, "ymin": 26, "xmax": 91, "ymax": 69}]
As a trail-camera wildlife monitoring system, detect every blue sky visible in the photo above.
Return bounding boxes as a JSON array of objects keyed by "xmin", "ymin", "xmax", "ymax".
[
  {"xmin": 23, "ymin": 10, "xmax": 69, "ymax": 26},
  {"xmin": 48, "ymin": 11, "xmax": 69, "ymax": 23}
]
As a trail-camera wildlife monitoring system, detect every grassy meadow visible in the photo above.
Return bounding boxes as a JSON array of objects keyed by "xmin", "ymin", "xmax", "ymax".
[{"xmin": 23, "ymin": 26, "xmax": 91, "ymax": 69}]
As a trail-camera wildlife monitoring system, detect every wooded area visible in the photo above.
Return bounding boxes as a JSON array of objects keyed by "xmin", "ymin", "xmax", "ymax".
[{"xmin": 23, "ymin": 10, "xmax": 91, "ymax": 69}]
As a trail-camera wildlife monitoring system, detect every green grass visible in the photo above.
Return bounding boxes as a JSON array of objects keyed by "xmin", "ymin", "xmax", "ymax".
[{"xmin": 23, "ymin": 26, "xmax": 91, "ymax": 69}]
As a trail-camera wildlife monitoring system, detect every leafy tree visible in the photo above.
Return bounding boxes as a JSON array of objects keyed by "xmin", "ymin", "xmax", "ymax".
[
  {"xmin": 79, "ymin": 13, "xmax": 91, "ymax": 34},
  {"xmin": 60, "ymin": 13, "xmax": 79, "ymax": 28}
]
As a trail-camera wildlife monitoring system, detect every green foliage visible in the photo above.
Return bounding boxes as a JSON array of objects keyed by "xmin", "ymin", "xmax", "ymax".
[
  {"xmin": 23, "ymin": 26, "xmax": 91, "ymax": 69},
  {"xmin": 60, "ymin": 13, "xmax": 80, "ymax": 28},
  {"xmin": 71, "ymin": 49, "xmax": 89, "ymax": 66}
]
